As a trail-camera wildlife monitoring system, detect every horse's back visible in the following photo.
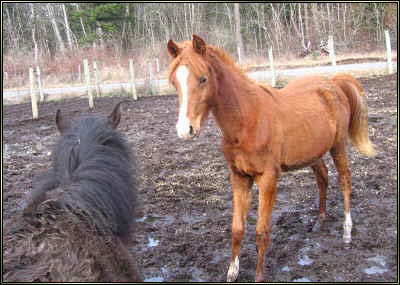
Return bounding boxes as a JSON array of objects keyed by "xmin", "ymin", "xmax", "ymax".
[{"xmin": 282, "ymin": 75, "xmax": 331, "ymax": 93}]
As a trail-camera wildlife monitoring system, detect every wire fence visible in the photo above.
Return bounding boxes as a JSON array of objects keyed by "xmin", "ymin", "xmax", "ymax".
[{"xmin": 3, "ymin": 31, "xmax": 397, "ymax": 99}]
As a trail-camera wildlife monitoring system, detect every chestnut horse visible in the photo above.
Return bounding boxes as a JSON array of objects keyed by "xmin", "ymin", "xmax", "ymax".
[{"xmin": 167, "ymin": 35, "xmax": 376, "ymax": 282}]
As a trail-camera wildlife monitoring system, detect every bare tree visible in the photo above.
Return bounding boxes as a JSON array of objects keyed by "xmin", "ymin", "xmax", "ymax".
[
  {"xmin": 62, "ymin": 4, "xmax": 74, "ymax": 50},
  {"xmin": 234, "ymin": 3, "xmax": 244, "ymax": 59},
  {"xmin": 30, "ymin": 4, "xmax": 39, "ymax": 64},
  {"xmin": 47, "ymin": 4, "xmax": 65, "ymax": 53}
]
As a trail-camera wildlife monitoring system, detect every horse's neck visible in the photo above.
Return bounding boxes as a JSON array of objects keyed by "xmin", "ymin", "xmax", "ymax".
[{"xmin": 210, "ymin": 63, "xmax": 276, "ymax": 144}]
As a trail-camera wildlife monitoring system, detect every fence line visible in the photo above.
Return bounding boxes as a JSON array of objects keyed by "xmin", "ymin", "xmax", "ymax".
[
  {"xmin": 36, "ymin": 66, "xmax": 44, "ymax": 102},
  {"xmin": 29, "ymin": 67, "xmax": 38, "ymax": 119},
  {"xmin": 129, "ymin": 59, "xmax": 137, "ymax": 100},
  {"xmin": 328, "ymin": 35, "xmax": 337, "ymax": 67},
  {"xmin": 384, "ymin": 30, "xmax": 394, "ymax": 74},
  {"xmin": 7, "ymin": 31, "xmax": 396, "ymax": 112},
  {"xmin": 93, "ymin": 60, "xmax": 101, "ymax": 97},
  {"xmin": 268, "ymin": 46, "xmax": 276, "ymax": 87}
]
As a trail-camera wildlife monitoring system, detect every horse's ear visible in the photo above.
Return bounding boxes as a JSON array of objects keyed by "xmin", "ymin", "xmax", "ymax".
[
  {"xmin": 56, "ymin": 109, "xmax": 70, "ymax": 133},
  {"xmin": 167, "ymin": 39, "xmax": 181, "ymax": 58},
  {"xmin": 108, "ymin": 101, "xmax": 124, "ymax": 129},
  {"xmin": 192, "ymin": 34, "xmax": 206, "ymax": 55}
]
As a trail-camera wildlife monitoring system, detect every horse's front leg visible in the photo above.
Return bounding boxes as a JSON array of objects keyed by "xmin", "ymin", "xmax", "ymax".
[
  {"xmin": 254, "ymin": 166, "xmax": 279, "ymax": 282},
  {"xmin": 226, "ymin": 170, "xmax": 253, "ymax": 282}
]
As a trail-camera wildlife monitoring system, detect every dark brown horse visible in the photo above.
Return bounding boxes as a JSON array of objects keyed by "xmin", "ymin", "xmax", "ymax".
[
  {"xmin": 167, "ymin": 35, "xmax": 376, "ymax": 282},
  {"xmin": 3, "ymin": 102, "xmax": 142, "ymax": 282}
]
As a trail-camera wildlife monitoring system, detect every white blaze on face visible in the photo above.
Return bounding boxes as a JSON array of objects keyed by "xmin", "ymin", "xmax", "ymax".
[{"xmin": 175, "ymin": 65, "xmax": 192, "ymax": 139}]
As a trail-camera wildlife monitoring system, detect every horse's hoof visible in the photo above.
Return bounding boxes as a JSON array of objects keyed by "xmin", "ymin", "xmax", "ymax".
[
  {"xmin": 312, "ymin": 216, "xmax": 327, "ymax": 232},
  {"xmin": 343, "ymin": 235, "xmax": 352, "ymax": 244},
  {"xmin": 255, "ymin": 273, "xmax": 265, "ymax": 282},
  {"xmin": 226, "ymin": 257, "xmax": 239, "ymax": 282}
]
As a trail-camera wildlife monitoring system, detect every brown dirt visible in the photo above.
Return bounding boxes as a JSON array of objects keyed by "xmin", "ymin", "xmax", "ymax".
[{"xmin": 3, "ymin": 74, "xmax": 397, "ymax": 282}]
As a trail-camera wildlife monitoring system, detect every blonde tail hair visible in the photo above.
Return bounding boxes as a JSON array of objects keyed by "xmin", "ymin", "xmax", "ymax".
[{"xmin": 332, "ymin": 74, "xmax": 376, "ymax": 157}]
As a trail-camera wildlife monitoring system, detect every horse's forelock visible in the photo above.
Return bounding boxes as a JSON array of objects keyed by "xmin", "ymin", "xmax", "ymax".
[{"xmin": 168, "ymin": 44, "xmax": 211, "ymax": 81}]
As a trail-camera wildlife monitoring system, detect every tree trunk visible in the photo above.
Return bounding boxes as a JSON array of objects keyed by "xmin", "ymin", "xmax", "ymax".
[
  {"xmin": 374, "ymin": 3, "xmax": 381, "ymax": 42},
  {"xmin": 343, "ymin": 4, "xmax": 347, "ymax": 42},
  {"xmin": 47, "ymin": 4, "xmax": 65, "ymax": 54},
  {"xmin": 62, "ymin": 4, "xmax": 73, "ymax": 50},
  {"xmin": 5, "ymin": 6, "xmax": 19, "ymax": 55},
  {"xmin": 304, "ymin": 3, "xmax": 310, "ymax": 42},
  {"xmin": 121, "ymin": 4, "xmax": 130, "ymax": 51},
  {"xmin": 298, "ymin": 4, "xmax": 306, "ymax": 49},
  {"xmin": 311, "ymin": 3, "xmax": 320, "ymax": 42},
  {"xmin": 30, "ymin": 4, "xmax": 39, "ymax": 64},
  {"xmin": 224, "ymin": 4, "xmax": 233, "ymax": 33},
  {"xmin": 290, "ymin": 3, "xmax": 305, "ymax": 48},
  {"xmin": 234, "ymin": 3, "xmax": 245, "ymax": 59},
  {"xmin": 73, "ymin": 3, "xmax": 87, "ymax": 38}
]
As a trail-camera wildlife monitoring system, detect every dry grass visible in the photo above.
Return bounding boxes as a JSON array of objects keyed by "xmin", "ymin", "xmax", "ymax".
[{"xmin": 240, "ymin": 50, "xmax": 397, "ymax": 71}]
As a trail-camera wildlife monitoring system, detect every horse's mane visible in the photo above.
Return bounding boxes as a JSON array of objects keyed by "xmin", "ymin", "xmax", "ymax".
[
  {"xmin": 207, "ymin": 45, "xmax": 238, "ymax": 69},
  {"xmin": 208, "ymin": 45, "xmax": 278, "ymax": 96},
  {"xmin": 26, "ymin": 115, "xmax": 137, "ymax": 238}
]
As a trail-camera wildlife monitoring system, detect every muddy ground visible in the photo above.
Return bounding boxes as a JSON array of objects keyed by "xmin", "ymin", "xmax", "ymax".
[{"xmin": 3, "ymin": 74, "xmax": 397, "ymax": 282}]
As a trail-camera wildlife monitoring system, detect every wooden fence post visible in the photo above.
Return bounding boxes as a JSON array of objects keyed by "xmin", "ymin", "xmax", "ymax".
[
  {"xmin": 155, "ymin": 57, "xmax": 161, "ymax": 91},
  {"xmin": 93, "ymin": 60, "xmax": 101, "ymax": 97},
  {"xmin": 384, "ymin": 30, "xmax": 394, "ymax": 74},
  {"xmin": 129, "ymin": 59, "xmax": 137, "ymax": 100},
  {"xmin": 36, "ymin": 66, "xmax": 44, "ymax": 103},
  {"xmin": 83, "ymin": 58, "xmax": 94, "ymax": 109},
  {"xmin": 147, "ymin": 61, "xmax": 156, "ymax": 95},
  {"xmin": 328, "ymin": 35, "xmax": 336, "ymax": 66},
  {"xmin": 155, "ymin": 57, "xmax": 160, "ymax": 74},
  {"xmin": 78, "ymin": 64, "xmax": 82, "ymax": 82},
  {"xmin": 29, "ymin": 67, "xmax": 39, "ymax": 119},
  {"xmin": 268, "ymin": 46, "xmax": 276, "ymax": 87}
]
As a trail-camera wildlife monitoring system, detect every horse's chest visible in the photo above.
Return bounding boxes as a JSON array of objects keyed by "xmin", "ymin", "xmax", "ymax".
[{"xmin": 224, "ymin": 147, "xmax": 264, "ymax": 176}]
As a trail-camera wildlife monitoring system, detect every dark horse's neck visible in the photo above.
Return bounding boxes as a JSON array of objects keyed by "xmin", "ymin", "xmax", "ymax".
[{"xmin": 209, "ymin": 54, "xmax": 277, "ymax": 145}]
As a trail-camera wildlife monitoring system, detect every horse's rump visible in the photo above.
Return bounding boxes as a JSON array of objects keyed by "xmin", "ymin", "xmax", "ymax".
[{"xmin": 331, "ymin": 74, "xmax": 376, "ymax": 157}]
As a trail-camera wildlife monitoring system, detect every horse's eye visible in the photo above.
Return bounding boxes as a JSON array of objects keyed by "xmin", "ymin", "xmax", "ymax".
[{"xmin": 199, "ymin": 76, "xmax": 207, "ymax": 84}]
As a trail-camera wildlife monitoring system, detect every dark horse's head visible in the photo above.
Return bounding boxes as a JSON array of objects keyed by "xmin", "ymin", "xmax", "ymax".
[
  {"xmin": 4, "ymin": 101, "xmax": 141, "ymax": 282},
  {"xmin": 24, "ymin": 101, "xmax": 137, "ymax": 238}
]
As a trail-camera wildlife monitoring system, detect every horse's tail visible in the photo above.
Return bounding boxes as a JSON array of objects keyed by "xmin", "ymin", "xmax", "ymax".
[{"xmin": 331, "ymin": 74, "xmax": 376, "ymax": 157}]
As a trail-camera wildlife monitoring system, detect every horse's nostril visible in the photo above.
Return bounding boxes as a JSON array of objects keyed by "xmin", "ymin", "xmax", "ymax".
[{"xmin": 189, "ymin": 125, "xmax": 194, "ymax": 136}]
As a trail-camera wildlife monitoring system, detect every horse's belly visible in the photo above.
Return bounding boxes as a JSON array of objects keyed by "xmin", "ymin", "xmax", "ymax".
[{"xmin": 281, "ymin": 117, "xmax": 336, "ymax": 170}]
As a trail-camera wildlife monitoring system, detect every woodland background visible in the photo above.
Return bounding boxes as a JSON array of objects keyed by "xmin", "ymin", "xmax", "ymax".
[{"xmin": 3, "ymin": 3, "xmax": 398, "ymax": 89}]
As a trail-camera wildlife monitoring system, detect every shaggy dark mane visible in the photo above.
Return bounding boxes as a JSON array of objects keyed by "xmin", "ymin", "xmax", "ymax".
[
  {"xmin": 4, "ymin": 109, "xmax": 141, "ymax": 282},
  {"xmin": 27, "ymin": 115, "xmax": 137, "ymax": 237}
]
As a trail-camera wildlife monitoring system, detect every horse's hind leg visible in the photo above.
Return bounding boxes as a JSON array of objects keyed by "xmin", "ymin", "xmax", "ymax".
[
  {"xmin": 227, "ymin": 171, "xmax": 253, "ymax": 282},
  {"xmin": 330, "ymin": 144, "xmax": 352, "ymax": 243},
  {"xmin": 311, "ymin": 159, "xmax": 328, "ymax": 220}
]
